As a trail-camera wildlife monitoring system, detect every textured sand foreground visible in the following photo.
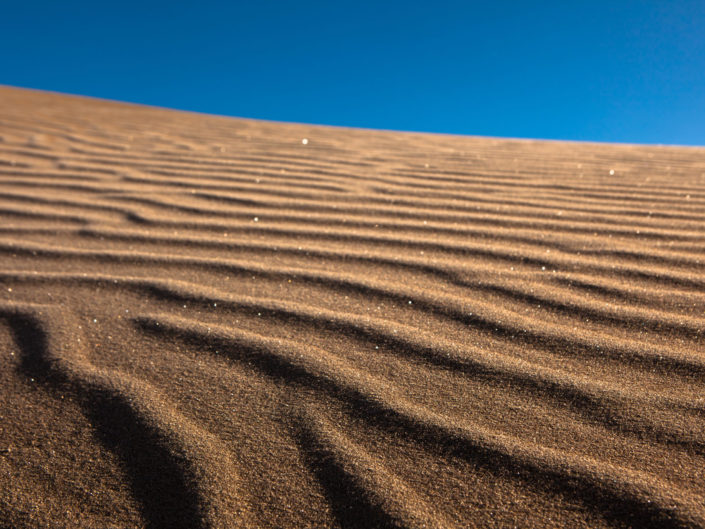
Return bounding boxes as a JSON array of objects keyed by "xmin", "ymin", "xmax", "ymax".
[{"xmin": 1, "ymin": 86, "xmax": 705, "ymax": 529}]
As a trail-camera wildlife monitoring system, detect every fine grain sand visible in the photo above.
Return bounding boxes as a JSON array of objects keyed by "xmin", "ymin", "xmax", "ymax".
[{"xmin": 1, "ymin": 86, "xmax": 705, "ymax": 529}]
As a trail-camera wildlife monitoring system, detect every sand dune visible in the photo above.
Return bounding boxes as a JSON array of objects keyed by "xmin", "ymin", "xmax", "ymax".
[{"xmin": 1, "ymin": 86, "xmax": 704, "ymax": 528}]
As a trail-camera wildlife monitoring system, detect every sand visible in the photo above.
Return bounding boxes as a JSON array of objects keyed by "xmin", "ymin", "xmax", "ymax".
[{"xmin": 0, "ymin": 85, "xmax": 704, "ymax": 529}]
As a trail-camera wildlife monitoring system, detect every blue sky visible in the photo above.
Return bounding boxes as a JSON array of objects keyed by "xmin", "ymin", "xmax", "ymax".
[{"xmin": 2, "ymin": 1, "xmax": 703, "ymax": 145}]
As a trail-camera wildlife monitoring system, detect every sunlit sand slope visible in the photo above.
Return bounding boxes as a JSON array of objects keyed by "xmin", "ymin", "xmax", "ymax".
[{"xmin": 1, "ymin": 86, "xmax": 705, "ymax": 529}]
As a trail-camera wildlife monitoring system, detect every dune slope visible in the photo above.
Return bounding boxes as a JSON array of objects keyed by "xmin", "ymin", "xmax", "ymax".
[{"xmin": 1, "ymin": 86, "xmax": 704, "ymax": 528}]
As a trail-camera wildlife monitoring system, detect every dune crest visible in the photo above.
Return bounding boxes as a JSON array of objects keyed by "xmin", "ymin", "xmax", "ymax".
[{"xmin": 1, "ymin": 86, "xmax": 704, "ymax": 528}]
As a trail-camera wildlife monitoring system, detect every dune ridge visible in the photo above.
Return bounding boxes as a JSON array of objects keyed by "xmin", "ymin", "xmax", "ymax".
[{"xmin": 1, "ymin": 86, "xmax": 704, "ymax": 528}]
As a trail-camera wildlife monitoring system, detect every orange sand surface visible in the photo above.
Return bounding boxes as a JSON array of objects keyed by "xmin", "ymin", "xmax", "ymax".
[{"xmin": 1, "ymin": 86, "xmax": 705, "ymax": 528}]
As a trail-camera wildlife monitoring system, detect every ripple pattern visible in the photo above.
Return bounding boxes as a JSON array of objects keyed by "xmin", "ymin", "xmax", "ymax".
[{"xmin": 1, "ymin": 86, "xmax": 705, "ymax": 528}]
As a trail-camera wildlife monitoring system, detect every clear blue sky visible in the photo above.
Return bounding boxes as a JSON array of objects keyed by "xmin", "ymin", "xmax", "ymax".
[{"xmin": 2, "ymin": 1, "xmax": 703, "ymax": 145}]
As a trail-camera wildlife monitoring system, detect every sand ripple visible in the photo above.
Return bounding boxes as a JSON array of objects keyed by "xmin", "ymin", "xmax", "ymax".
[{"xmin": 1, "ymin": 87, "xmax": 705, "ymax": 528}]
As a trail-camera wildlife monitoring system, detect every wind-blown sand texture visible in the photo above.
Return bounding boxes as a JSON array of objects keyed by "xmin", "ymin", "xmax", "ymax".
[{"xmin": 1, "ymin": 86, "xmax": 704, "ymax": 529}]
